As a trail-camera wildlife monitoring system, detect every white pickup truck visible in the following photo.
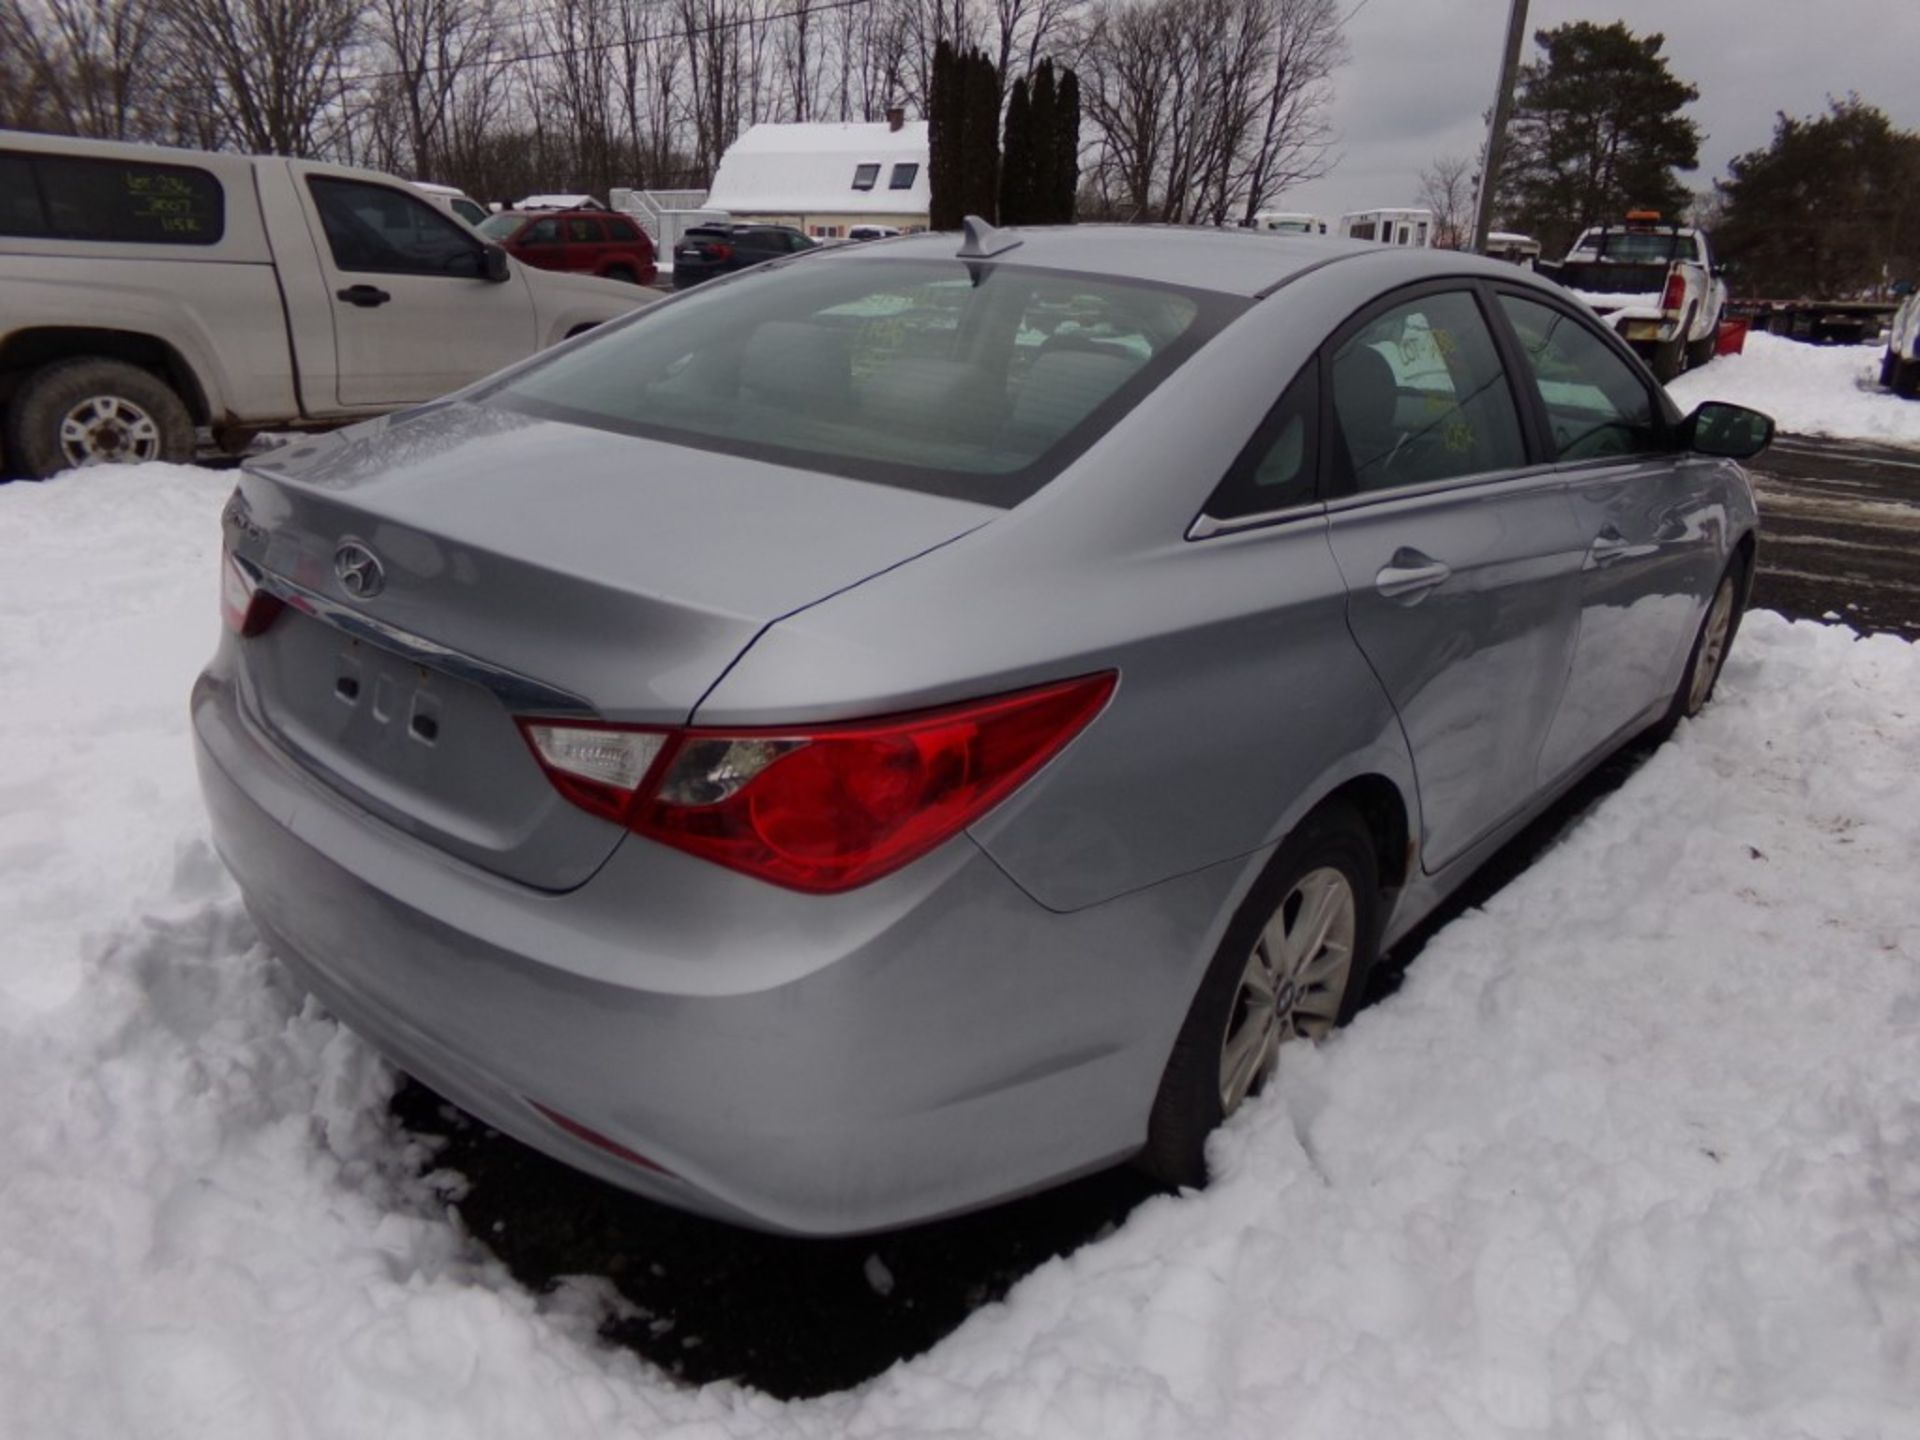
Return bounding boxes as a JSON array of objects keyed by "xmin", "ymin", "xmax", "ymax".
[
  {"xmin": 1548, "ymin": 214, "xmax": 1727, "ymax": 381},
  {"xmin": 0, "ymin": 131, "xmax": 650, "ymax": 479}
]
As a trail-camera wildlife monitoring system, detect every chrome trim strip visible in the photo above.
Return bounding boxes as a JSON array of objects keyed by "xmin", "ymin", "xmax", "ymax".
[
  {"xmin": 242, "ymin": 560, "xmax": 594, "ymax": 716},
  {"xmin": 1187, "ymin": 501, "xmax": 1326, "ymax": 540},
  {"xmin": 1320, "ymin": 463, "xmax": 1563, "ymax": 514}
]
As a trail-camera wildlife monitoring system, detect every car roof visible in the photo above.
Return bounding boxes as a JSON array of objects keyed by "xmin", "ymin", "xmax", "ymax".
[{"xmin": 807, "ymin": 224, "xmax": 1533, "ymax": 299}]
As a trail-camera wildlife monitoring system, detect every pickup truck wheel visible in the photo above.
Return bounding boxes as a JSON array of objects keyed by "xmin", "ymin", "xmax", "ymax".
[
  {"xmin": 1686, "ymin": 330, "xmax": 1717, "ymax": 370},
  {"xmin": 1651, "ymin": 335, "xmax": 1687, "ymax": 382},
  {"xmin": 1893, "ymin": 358, "xmax": 1920, "ymax": 400},
  {"xmin": 8, "ymin": 358, "xmax": 195, "ymax": 479},
  {"xmin": 1880, "ymin": 351, "xmax": 1897, "ymax": 388}
]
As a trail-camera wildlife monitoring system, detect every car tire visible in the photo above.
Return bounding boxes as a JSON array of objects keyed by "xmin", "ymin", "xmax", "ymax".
[
  {"xmin": 1137, "ymin": 802, "xmax": 1381, "ymax": 1191},
  {"xmin": 604, "ymin": 265, "xmax": 639, "ymax": 284},
  {"xmin": 7, "ymin": 357, "xmax": 195, "ymax": 480},
  {"xmin": 1651, "ymin": 334, "xmax": 1687, "ymax": 382},
  {"xmin": 1662, "ymin": 559, "xmax": 1746, "ymax": 731}
]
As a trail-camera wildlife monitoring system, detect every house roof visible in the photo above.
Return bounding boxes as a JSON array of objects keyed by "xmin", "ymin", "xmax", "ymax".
[{"xmin": 706, "ymin": 121, "xmax": 930, "ymax": 216}]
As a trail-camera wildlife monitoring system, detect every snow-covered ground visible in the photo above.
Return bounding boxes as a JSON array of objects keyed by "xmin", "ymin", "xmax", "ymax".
[
  {"xmin": 3, "ymin": 464, "xmax": 1918, "ymax": 1439},
  {"xmin": 1670, "ymin": 331, "xmax": 1920, "ymax": 446}
]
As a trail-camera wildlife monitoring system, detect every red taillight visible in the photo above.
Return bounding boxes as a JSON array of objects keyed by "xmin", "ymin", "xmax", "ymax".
[
  {"xmin": 706, "ymin": 242, "xmax": 734, "ymax": 261},
  {"xmin": 220, "ymin": 552, "xmax": 283, "ymax": 637},
  {"xmin": 518, "ymin": 674, "xmax": 1116, "ymax": 893},
  {"xmin": 1661, "ymin": 270, "xmax": 1687, "ymax": 314}
]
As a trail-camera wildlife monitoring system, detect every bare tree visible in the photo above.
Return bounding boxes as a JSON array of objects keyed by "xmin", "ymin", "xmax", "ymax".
[
  {"xmin": 155, "ymin": 0, "xmax": 367, "ymax": 155},
  {"xmin": 1080, "ymin": 0, "xmax": 1343, "ymax": 224},
  {"xmin": 1, "ymin": 0, "xmax": 162, "ymax": 139},
  {"xmin": 1417, "ymin": 153, "xmax": 1475, "ymax": 248},
  {"xmin": 364, "ymin": 0, "xmax": 498, "ymax": 180}
]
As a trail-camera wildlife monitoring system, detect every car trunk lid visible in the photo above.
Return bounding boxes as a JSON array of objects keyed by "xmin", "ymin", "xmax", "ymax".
[{"xmin": 228, "ymin": 402, "xmax": 994, "ymax": 890}]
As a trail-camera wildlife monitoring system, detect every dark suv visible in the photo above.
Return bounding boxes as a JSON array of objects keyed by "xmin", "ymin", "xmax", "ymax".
[
  {"xmin": 477, "ymin": 208, "xmax": 657, "ymax": 285},
  {"xmin": 671, "ymin": 223, "xmax": 817, "ymax": 288}
]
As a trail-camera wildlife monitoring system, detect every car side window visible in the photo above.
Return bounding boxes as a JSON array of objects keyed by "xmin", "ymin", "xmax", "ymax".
[
  {"xmin": 520, "ymin": 218, "xmax": 561, "ymax": 245},
  {"xmin": 1328, "ymin": 290, "xmax": 1527, "ymax": 492},
  {"xmin": 1200, "ymin": 363, "xmax": 1318, "ymax": 524},
  {"xmin": 567, "ymin": 217, "xmax": 601, "ymax": 242},
  {"xmin": 1498, "ymin": 293, "xmax": 1666, "ymax": 461},
  {"xmin": 607, "ymin": 217, "xmax": 641, "ymax": 242},
  {"xmin": 308, "ymin": 177, "xmax": 484, "ymax": 277}
]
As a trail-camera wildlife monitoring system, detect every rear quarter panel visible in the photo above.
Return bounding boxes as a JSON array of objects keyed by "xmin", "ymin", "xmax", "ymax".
[{"xmin": 695, "ymin": 253, "xmax": 1423, "ymax": 913}]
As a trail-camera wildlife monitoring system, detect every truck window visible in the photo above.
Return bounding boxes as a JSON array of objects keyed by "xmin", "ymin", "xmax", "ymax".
[
  {"xmin": 308, "ymin": 176, "xmax": 485, "ymax": 278},
  {"xmin": 0, "ymin": 150, "xmax": 224, "ymax": 244}
]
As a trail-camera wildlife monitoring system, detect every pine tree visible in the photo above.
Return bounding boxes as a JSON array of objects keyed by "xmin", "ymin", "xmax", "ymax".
[
  {"xmin": 1023, "ymin": 61, "xmax": 1055, "ymax": 225},
  {"xmin": 1050, "ymin": 66, "xmax": 1080, "ymax": 224},
  {"xmin": 928, "ymin": 39, "xmax": 963, "ymax": 230},
  {"xmin": 999, "ymin": 75, "xmax": 1034, "ymax": 224},
  {"xmin": 1496, "ymin": 21, "xmax": 1701, "ymax": 256},
  {"xmin": 959, "ymin": 47, "xmax": 1001, "ymax": 223},
  {"xmin": 1716, "ymin": 99, "xmax": 1920, "ymax": 296}
]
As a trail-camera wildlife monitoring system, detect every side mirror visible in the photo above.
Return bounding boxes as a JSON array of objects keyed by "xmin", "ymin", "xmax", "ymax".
[
  {"xmin": 481, "ymin": 245, "xmax": 512, "ymax": 283},
  {"xmin": 1680, "ymin": 401, "xmax": 1774, "ymax": 460}
]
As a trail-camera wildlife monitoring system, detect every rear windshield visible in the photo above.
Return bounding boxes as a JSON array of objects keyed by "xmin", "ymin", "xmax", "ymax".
[
  {"xmin": 491, "ymin": 257, "xmax": 1239, "ymax": 505},
  {"xmin": 477, "ymin": 212, "xmax": 522, "ymax": 239},
  {"xmin": 1571, "ymin": 231, "xmax": 1698, "ymax": 263}
]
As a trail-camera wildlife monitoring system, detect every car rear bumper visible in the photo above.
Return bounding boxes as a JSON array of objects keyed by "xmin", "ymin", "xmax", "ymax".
[{"xmin": 192, "ymin": 659, "xmax": 1244, "ymax": 1234}]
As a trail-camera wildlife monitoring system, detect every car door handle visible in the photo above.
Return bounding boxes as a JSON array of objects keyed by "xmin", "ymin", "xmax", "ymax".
[
  {"xmin": 1375, "ymin": 549, "xmax": 1452, "ymax": 602},
  {"xmin": 335, "ymin": 285, "xmax": 392, "ymax": 308}
]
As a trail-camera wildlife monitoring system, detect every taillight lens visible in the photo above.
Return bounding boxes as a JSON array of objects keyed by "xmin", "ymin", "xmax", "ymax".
[
  {"xmin": 519, "ymin": 673, "xmax": 1116, "ymax": 893},
  {"xmin": 220, "ymin": 552, "xmax": 283, "ymax": 637},
  {"xmin": 1662, "ymin": 270, "xmax": 1688, "ymax": 313},
  {"xmin": 707, "ymin": 242, "xmax": 734, "ymax": 261}
]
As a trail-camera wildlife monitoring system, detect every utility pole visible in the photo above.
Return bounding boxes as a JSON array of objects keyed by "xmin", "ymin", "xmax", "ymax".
[{"xmin": 1471, "ymin": 0, "xmax": 1529, "ymax": 253}]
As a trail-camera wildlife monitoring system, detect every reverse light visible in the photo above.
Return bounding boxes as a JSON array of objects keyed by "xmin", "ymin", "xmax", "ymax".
[
  {"xmin": 1661, "ymin": 270, "xmax": 1688, "ymax": 314},
  {"xmin": 517, "ymin": 673, "xmax": 1117, "ymax": 893},
  {"xmin": 220, "ymin": 552, "xmax": 283, "ymax": 637}
]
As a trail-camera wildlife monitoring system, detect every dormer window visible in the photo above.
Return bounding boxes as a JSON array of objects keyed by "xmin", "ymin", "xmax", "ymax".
[
  {"xmin": 889, "ymin": 163, "xmax": 919, "ymax": 190},
  {"xmin": 852, "ymin": 164, "xmax": 880, "ymax": 191}
]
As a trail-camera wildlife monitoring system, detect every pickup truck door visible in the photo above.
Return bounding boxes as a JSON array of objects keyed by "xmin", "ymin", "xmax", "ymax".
[{"xmin": 282, "ymin": 162, "xmax": 538, "ymax": 409}]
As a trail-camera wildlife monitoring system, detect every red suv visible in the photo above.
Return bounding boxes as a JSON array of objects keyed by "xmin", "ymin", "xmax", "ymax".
[{"xmin": 478, "ymin": 208, "xmax": 657, "ymax": 286}]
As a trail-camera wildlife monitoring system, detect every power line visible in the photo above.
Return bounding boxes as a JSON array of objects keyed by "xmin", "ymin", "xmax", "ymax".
[{"xmin": 357, "ymin": 0, "xmax": 879, "ymax": 86}]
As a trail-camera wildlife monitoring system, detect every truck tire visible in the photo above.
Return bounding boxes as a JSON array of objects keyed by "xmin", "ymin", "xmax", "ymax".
[
  {"xmin": 6, "ymin": 357, "xmax": 195, "ymax": 480},
  {"xmin": 1882, "ymin": 351, "xmax": 1897, "ymax": 389},
  {"xmin": 1894, "ymin": 359, "xmax": 1920, "ymax": 400},
  {"xmin": 1651, "ymin": 334, "xmax": 1687, "ymax": 383},
  {"xmin": 1686, "ymin": 329, "xmax": 1717, "ymax": 370}
]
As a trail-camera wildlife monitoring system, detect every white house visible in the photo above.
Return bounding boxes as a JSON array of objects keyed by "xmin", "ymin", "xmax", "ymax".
[{"xmin": 705, "ymin": 115, "xmax": 931, "ymax": 239}]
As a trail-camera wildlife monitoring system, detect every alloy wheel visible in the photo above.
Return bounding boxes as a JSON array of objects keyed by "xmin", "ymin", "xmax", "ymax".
[
  {"xmin": 1218, "ymin": 866, "xmax": 1357, "ymax": 1114},
  {"xmin": 58, "ymin": 395, "xmax": 163, "ymax": 467}
]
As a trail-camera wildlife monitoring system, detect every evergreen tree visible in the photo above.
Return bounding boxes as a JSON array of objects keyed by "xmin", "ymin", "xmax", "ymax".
[
  {"xmin": 999, "ymin": 74, "xmax": 1035, "ymax": 224},
  {"xmin": 1716, "ymin": 98, "xmax": 1920, "ymax": 296},
  {"xmin": 1050, "ymin": 66, "xmax": 1081, "ymax": 224},
  {"xmin": 928, "ymin": 40, "xmax": 963, "ymax": 230},
  {"xmin": 962, "ymin": 47, "xmax": 1002, "ymax": 222},
  {"xmin": 1496, "ymin": 21, "xmax": 1701, "ymax": 256}
]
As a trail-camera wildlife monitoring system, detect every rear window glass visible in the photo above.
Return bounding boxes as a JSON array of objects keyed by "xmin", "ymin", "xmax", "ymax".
[
  {"xmin": 492, "ymin": 258, "xmax": 1240, "ymax": 506},
  {"xmin": 478, "ymin": 212, "xmax": 522, "ymax": 239},
  {"xmin": 1571, "ymin": 231, "xmax": 1697, "ymax": 263},
  {"xmin": 0, "ymin": 150, "xmax": 224, "ymax": 244}
]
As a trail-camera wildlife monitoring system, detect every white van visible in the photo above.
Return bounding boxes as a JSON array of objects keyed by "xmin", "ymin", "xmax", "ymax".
[
  {"xmin": 0, "ymin": 131, "xmax": 649, "ymax": 477},
  {"xmin": 1251, "ymin": 212, "xmax": 1329, "ymax": 236}
]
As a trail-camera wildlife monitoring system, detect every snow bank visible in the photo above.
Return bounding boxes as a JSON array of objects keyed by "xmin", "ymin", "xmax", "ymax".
[
  {"xmin": 3, "ymin": 464, "xmax": 1918, "ymax": 1438},
  {"xmin": 1670, "ymin": 330, "xmax": 1920, "ymax": 446}
]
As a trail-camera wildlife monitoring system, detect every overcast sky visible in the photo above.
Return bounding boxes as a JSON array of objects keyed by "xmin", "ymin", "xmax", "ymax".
[{"xmin": 1281, "ymin": 0, "xmax": 1920, "ymax": 230}]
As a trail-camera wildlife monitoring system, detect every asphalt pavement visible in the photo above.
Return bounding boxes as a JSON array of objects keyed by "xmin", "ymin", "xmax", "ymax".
[{"xmin": 1747, "ymin": 433, "xmax": 1920, "ymax": 641}]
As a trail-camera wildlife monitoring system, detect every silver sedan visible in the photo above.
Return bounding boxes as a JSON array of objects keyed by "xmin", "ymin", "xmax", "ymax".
[{"xmin": 193, "ymin": 222, "xmax": 1769, "ymax": 1234}]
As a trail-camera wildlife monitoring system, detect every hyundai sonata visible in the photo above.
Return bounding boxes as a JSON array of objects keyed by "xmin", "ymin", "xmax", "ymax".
[{"xmin": 194, "ymin": 221, "xmax": 1770, "ymax": 1234}]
